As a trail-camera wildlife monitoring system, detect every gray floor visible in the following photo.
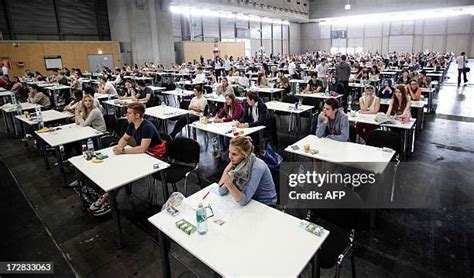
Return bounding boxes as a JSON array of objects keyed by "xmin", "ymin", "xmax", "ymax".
[{"xmin": 1, "ymin": 60, "xmax": 473, "ymax": 278}]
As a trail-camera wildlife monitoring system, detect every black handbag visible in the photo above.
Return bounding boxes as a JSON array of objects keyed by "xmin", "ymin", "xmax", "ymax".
[{"xmin": 465, "ymin": 67, "xmax": 470, "ymax": 73}]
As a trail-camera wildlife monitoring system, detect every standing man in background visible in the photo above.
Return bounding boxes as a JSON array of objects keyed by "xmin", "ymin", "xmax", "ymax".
[
  {"xmin": 335, "ymin": 55, "xmax": 351, "ymax": 110},
  {"xmin": 456, "ymin": 51, "xmax": 469, "ymax": 87}
]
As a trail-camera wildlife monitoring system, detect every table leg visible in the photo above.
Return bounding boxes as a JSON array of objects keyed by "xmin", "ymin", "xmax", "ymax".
[
  {"xmin": 160, "ymin": 171, "xmax": 169, "ymax": 202},
  {"xmin": 55, "ymin": 146, "xmax": 67, "ymax": 186},
  {"xmin": 258, "ymin": 129, "xmax": 264, "ymax": 150},
  {"xmin": 109, "ymin": 190, "xmax": 124, "ymax": 249},
  {"xmin": 2, "ymin": 110, "xmax": 10, "ymax": 133},
  {"xmin": 402, "ymin": 130, "xmax": 408, "ymax": 161},
  {"xmin": 12, "ymin": 114, "xmax": 18, "ymax": 137},
  {"xmin": 311, "ymin": 249, "xmax": 320, "ymax": 278},
  {"xmin": 296, "ymin": 113, "xmax": 301, "ymax": 139},
  {"xmin": 158, "ymin": 230, "xmax": 171, "ymax": 278},
  {"xmin": 37, "ymin": 135, "xmax": 51, "ymax": 170}
]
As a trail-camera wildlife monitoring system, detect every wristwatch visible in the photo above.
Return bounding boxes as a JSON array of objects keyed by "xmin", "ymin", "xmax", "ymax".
[{"xmin": 121, "ymin": 146, "xmax": 126, "ymax": 154}]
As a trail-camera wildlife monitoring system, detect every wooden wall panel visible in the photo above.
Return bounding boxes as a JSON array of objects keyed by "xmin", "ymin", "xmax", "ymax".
[
  {"xmin": 0, "ymin": 41, "xmax": 120, "ymax": 77},
  {"xmin": 181, "ymin": 41, "xmax": 245, "ymax": 63}
]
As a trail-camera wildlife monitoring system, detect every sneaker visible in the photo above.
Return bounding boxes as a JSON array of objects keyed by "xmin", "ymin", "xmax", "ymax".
[
  {"xmin": 93, "ymin": 201, "xmax": 111, "ymax": 216},
  {"xmin": 68, "ymin": 180, "xmax": 78, "ymax": 187},
  {"xmin": 89, "ymin": 195, "xmax": 108, "ymax": 212}
]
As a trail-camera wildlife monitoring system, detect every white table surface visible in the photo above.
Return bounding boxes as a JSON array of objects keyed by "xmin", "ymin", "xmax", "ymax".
[
  {"xmin": 251, "ymin": 87, "xmax": 284, "ymax": 94},
  {"xmin": 94, "ymin": 93, "xmax": 113, "ymax": 100},
  {"xmin": 0, "ymin": 87, "xmax": 6, "ymax": 92},
  {"xmin": 190, "ymin": 121, "xmax": 265, "ymax": 139},
  {"xmin": 69, "ymin": 146, "xmax": 170, "ymax": 192},
  {"xmin": 103, "ymin": 99, "xmax": 136, "ymax": 107},
  {"xmin": 1, "ymin": 102, "xmax": 41, "ymax": 113},
  {"xmin": 176, "ymin": 81, "xmax": 205, "ymax": 86},
  {"xmin": 285, "ymin": 135, "xmax": 395, "ymax": 174},
  {"xmin": 148, "ymin": 184, "xmax": 329, "ymax": 277},
  {"xmin": 265, "ymin": 100, "xmax": 313, "ymax": 114},
  {"xmin": 44, "ymin": 85, "xmax": 71, "ymax": 90},
  {"xmin": 0, "ymin": 91, "xmax": 12, "ymax": 97},
  {"xmin": 348, "ymin": 113, "xmax": 416, "ymax": 130},
  {"xmin": 295, "ymin": 92, "xmax": 343, "ymax": 100},
  {"xmin": 15, "ymin": 110, "xmax": 73, "ymax": 125},
  {"xmin": 161, "ymin": 89, "xmax": 195, "ymax": 97},
  {"xmin": 145, "ymin": 105, "xmax": 189, "ymax": 120},
  {"xmin": 204, "ymin": 94, "xmax": 246, "ymax": 103},
  {"xmin": 379, "ymin": 98, "xmax": 426, "ymax": 108},
  {"xmin": 35, "ymin": 123, "xmax": 103, "ymax": 147},
  {"xmin": 149, "ymin": 86, "xmax": 166, "ymax": 91}
]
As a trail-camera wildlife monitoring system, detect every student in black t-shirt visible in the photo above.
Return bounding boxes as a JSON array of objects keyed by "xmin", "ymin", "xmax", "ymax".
[
  {"xmin": 134, "ymin": 80, "xmax": 156, "ymax": 107},
  {"xmin": 90, "ymin": 102, "xmax": 162, "ymax": 216},
  {"xmin": 113, "ymin": 102, "xmax": 161, "ymax": 155},
  {"xmin": 302, "ymin": 72, "xmax": 324, "ymax": 94}
]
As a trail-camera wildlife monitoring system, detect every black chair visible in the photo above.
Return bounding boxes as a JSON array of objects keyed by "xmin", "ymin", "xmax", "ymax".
[
  {"xmin": 153, "ymin": 137, "xmax": 203, "ymax": 196},
  {"xmin": 116, "ymin": 117, "xmax": 129, "ymax": 138},
  {"xmin": 274, "ymin": 95, "xmax": 299, "ymax": 133},
  {"xmin": 366, "ymin": 130, "xmax": 402, "ymax": 202},
  {"xmin": 300, "ymin": 97, "xmax": 321, "ymax": 134},
  {"xmin": 100, "ymin": 114, "xmax": 119, "ymax": 147},
  {"xmin": 349, "ymin": 125, "xmax": 357, "ymax": 143},
  {"xmin": 302, "ymin": 185, "xmax": 361, "ymax": 278}
]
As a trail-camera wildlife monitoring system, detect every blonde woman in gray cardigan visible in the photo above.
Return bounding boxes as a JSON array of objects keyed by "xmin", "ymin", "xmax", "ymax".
[{"xmin": 75, "ymin": 94, "xmax": 107, "ymax": 133}]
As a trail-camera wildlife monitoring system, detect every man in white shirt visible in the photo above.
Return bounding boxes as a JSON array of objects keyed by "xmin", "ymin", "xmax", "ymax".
[
  {"xmin": 456, "ymin": 51, "xmax": 468, "ymax": 86},
  {"xmin": 238, "ymin": 71, "xmax": 250, "ymax": 88},
  {"xmin": 288, "ymin": 58, "xmax": 296, "ymax": 77},
  {"xmin": 2, "ymin": 63, "xmax": 8, "ymax": 78},
  {"xmin": 193, "ymin": 67, "xmax": 207, "ymax": 84},
  {"xmin": 98, "ymin": 76, "xmax": 118, "ymax": 96},
  {"xmin": 315, "ymin": 58, "xmax": 329, "ymax": 88}
]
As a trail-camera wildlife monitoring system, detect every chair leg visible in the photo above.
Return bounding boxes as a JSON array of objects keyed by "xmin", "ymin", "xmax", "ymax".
[
  {"xmin": 335, "ymin": 262, "xmax": 342, "ymax": 278},
  {"xmin": 183, "ymin": 177, "xmax": 188, "ymax": 196},
  {"xmin": 390, "ymin": 161, "xmax": 399, "ymax": 202},
  {"xmin": 197, "ymin": 172, "xmax": 203, "ymax": 189},
  {"xmin": 171, "ymin": 183, "xmax": 178, "ymax": 193},
  {"xmin": 350, "ymin": 249, "xmax": 356, "ymax": 278}
]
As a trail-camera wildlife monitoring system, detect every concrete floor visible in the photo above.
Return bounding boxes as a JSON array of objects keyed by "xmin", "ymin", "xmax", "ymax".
[{"xmin": 1, "ymin": 60, "xmax": 473, "ymax": 277}]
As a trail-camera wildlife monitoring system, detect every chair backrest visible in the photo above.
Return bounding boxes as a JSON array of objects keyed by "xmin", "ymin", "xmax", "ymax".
[
  {"xmin": 366, "ymin": 129, "xmax": 402, "ymax": 155},
  {"xmin": 281, "ymin": 95, "xmax": 299, "ymax": 104},
  {"xmin": 301, "ymin": 97, "xmax": 320, "ymax": 108},
  {"xmin": 159, "ymin": 132, "xmax": 173, "ymax": 145},
  {"xmin": 349, "ymin": 125, "xmax": 357, "ymax": 143},
  {"xmin": 116, "ymin": 117, "xmax": 129, "ymax": 138},
  {"xmin": 204, "ymin": 85, "xmax": 212, "ymax": 95},
  {"xmin": 168, "ymin": 137, "xmax": 200, "ymax": 164},
  {"xmin": 103, "ymin": 114, "xmax": 117, "ymax": 134},
  {"xmin": 203, "ymin": 104, "xmax": 210, "ymax": 117}
]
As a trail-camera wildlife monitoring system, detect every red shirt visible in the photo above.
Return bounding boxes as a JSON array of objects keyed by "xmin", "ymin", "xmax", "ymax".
[{"xmin": 0, "ymin": 79, "xmax": 7, "ymax": 89}]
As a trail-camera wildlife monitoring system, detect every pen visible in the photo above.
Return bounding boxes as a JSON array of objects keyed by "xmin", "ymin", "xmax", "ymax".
[{"xmin": 203, "ymin": 183, "xmax": 223, "ymax": 200}]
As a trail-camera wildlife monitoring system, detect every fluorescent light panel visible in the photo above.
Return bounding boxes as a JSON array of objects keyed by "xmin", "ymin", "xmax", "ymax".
[
  {"xmin": 319, "ymin": 6, "xmax": 474, "ymax": 25},
  {"xmin": 170, "ymin": 5, "xmax": 290, "ymax": 25}
]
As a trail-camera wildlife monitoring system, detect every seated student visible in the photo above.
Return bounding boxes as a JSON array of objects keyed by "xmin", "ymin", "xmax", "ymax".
[
  {"xmin": 315, "ymin": 98, "xmax": 349, "ymax": 142},
  {"xmin": 356, "ymin": 86, "xmax": 380, "ymax": 142},
  {"xmin": 277, "ymin": 70, "xmax": 290, "ymax": 95},
  {"xmin": 119, "ymin": 79, "xmax": 137, "ymax": 99},
  {"xmin": 378, "ymin": 79, "xmax": 393, "ymax": 99},
  {"xmin": 256, "ymin": 72, "xmax": 270, "ymax": 88},
  {"xmin": 218, "ymin": 136, "xmax": 277, "ymax": 206},
  {"xmin": 237, "ymin": 70, "xmax": 250, "ymax": 88},
  {"xmin": 328, "ymin": 76, "xmax": 345, "ymax": 95},
  {"xmin": 215, "ymin": 92, "xmax": 244, "ymax": 123},
  {"xmin": 360, "ymin": 70, "xmax": 371, "ymax": 86},
  {"xmin": 396, "ymin": 68, "xmax": 410, "ymax": 85},
  {"xmin": 303, "ymin": 72, "xmax": 324, "ymax": 94},
  {"xmin": 386, "ymin": 85, "xmax": 411, "ymax": 117},
  {"xmin": 10, "ymin": 76, "xmax": 22, "ymax": 93},
  {"xmin": 354, "ymin": 66, "xmax": 364, "ymax": 79},
  {"xmin": 83, "ymin": 87, "xmax": 104, "ymax": 112},
  {"xmin": 169, "ymin": 85, "xmax": 208, "ymax": 138},
  {"xmin": 89, "ymin": 102, "xmax": 162, "ymax": 215},
  {"xmin": 35, "ymin": 71, "xmax": 46, "ymax": 81},
  {"xmin": 98, "ymin": 76, "xmax": 118, "ymax": 96},
  {"xmin": 216, "ymin": 77, "xmax": 234, "ymax": 96},
  {"xmin": 134, "ymin": 80, "xmax": 156, "ymax": 107},
  {"xmin": 70, "ymin": 73, "xmax": 83, "ymax": 91},
  {"xmin": 57, "ymin": 71, "xmax": 69, "ymax": 85},
  {"xmin": 75, "ymin": 94, "xmax": 107, "ymax": 132},
  {"xmin": 214, "ymin": 92, "xmax": 245, "ymax": 158},
  {"xmin": 27, "ymin": 84, "xmax": 51, "ymax": 109},
  {"xmin": 64, "ymin": 94, "xmax": 106, "ymax": 159},
  {"xmin": 406, "ymin": 79, "xmax": 421, "ymax": 101},
  {"xmin": 417, "ymin": 70, "xmax": 431, "ymax": 88},
  {"xmin": 208, "ymin": 69, "xmax": 217, "ymax": 85},
  {"xmin": 237, "ymin": 91, "xmax": 269, "ymax": 129},
  {"xmin": 64, "ymin": 89, "xmax": 83, "ymax": 113},
  {"xmin": 193, "ymin": 67, "xmax": 207, "ymax": 84}
]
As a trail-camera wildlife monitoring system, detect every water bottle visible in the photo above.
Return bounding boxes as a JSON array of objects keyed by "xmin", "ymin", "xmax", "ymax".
[
  {"xmin": 86, "ymin": 138, "xmax": 94, "ymax": 153},
  {"xmin": 196, "ymin": 202, "xmax": 208, "ymax": 235},
  {"xmin": 82, "ymin": 144, "xmax": 88, "ymax": 159},
  {"xmin": 298, "ymin": 164, "xmax": 305, "ymax": 187},
  {"xmin": 10, "ymin": 91, "xmax": 16, "ymax": 105},
  {"xmin": 15, "ymin": 100, "xmax": 22, "ymax": 116},
  {"xmin": 37, "ymin": 110, "xmax": 44, "ymax": 129},
  {"xmin": 107, "ymin": 93, "xmax": 111, "ymax": 101},
  {"xmin": 296, "ymin": 82, "xmax": 300, "ymax": 95}
]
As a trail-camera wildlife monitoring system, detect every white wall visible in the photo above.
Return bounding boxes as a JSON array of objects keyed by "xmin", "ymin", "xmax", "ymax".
[{"xmin": 289, "ymin": 23, "xmax": 302, "ymax": 55}]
